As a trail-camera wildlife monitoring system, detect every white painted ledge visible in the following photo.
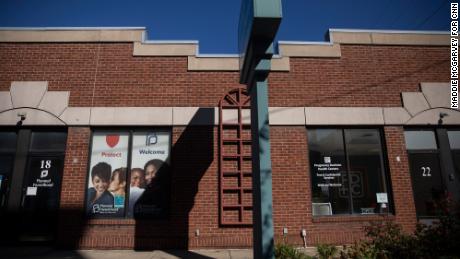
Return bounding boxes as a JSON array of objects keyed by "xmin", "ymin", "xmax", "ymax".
[
  {"xmin": 133, "ymin": 42, "xmax": 197, "ymax": 56},
  {"xmin": 0, "ymin": 108, "xmax": 65, "ymax": 126},
  {"xmin": 420, "ymin": 82, "xmax": 451, "ymax": 108},
  {"xmin": 188, "ymin": 56, "xmax": 238, "ymax": 71},
  {"xmin": 402, "ymin": 92, "xmax": 431, "ymax": 116},
  {"xmin": 383, "ymin": 108, "xmax": 411, "ymax": 125},
  {"xmin": 406, "ymin": 108, "xmax": 460, "ymax": 125},
  {"xmin": 59, "ymin": 107, "xmax": 91, "ymax": 125},
  {"xmin": 0, "ymin": 92, "xmax": 12, "ymax": 112},
  {"xmin": 187, "ymin": 56, "xmax": 290, "ymax": 72},
  {"xmin": 269, "ymin": 107, "xmax": 305, "ymax": 125},
  {"xmin": 10, "ymin": 81, "xmax": 48, "ymax": 108},
  {"xmin": 0, "ymin": 105, "xmax": 459, "ymax": 126},
  {"xmin": 0, "ymin": 29, "xmax": 144, "ymax": 42},
  {"xmin": 329, "ymin": 29, "xmax": 450, "ymax": 46},
  {"xmin": 38, "ymin": 91, "xmax": 70, "ymax": 117},
  {"xmin": 89, "ymin": 107, "xmax": 173, "ymax": 125},
  {"xmin": 305, "ymin": 107, "xmax": 384, "ymax": 125},
  {"xmin": 0, "ymin": 81, "xmax": 457, "ymax": 127},
  {"xmin": 278, "ymin": 43, "xmax": 341, "ymax": 58}
]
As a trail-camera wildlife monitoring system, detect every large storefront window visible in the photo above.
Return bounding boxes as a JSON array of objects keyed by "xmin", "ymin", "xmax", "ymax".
[
  {"xmin": 308, "ymin": 128, "xmax": 391, "ymax": 216},
  {"xmin": 86, "ymin": 130, "xmax": 171, "ymax": 219}
]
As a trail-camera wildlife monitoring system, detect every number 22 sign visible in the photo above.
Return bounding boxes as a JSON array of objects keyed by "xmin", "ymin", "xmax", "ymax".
[{"xmin": 421, "ymin": 166, "xmax": 431, "ymax": 177}]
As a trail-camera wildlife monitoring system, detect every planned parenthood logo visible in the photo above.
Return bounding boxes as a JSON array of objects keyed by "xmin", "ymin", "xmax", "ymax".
[{"xmin": 146, "ymin": 133, "xmax": 158, "ymax": 146}]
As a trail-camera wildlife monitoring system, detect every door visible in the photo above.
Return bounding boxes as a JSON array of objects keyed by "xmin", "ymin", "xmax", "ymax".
[
  {"xmin": 20, "ymin": 155, "xmax": 64, "ymax": 241},
  {"xmin": 0, "ymin": 155, "xmax": 14, "ymax": 212},
  {"xmin": 408, "ymin": 153, "xmax": 445, "ymax": 218}
]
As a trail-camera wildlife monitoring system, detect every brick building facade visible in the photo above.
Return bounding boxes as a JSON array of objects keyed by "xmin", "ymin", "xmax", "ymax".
[{"xmin": 0, "ymin": 28, "xmax": 458, "ymax": 249}]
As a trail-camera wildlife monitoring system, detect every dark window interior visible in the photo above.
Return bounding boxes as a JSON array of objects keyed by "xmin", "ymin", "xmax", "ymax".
[{"xmin": 308, "ymin": 128, "xmax": 390, "ymax": 216}]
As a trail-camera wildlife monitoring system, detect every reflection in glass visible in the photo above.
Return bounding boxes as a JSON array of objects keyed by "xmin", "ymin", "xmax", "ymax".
[
  {"xmin": 30, "ymin": 132, "xmax": 67, "ymax": 152},
  {"xmin": 0, "ymin": 156, "xmax": 14, "ymax": 211},
  {"xmin": 308, "ymin": 129, "xmax": 350, "ymax": 215},
  {"xmin": 345, "ymin": 129, "xmax": 387, "ymax": 214},
  {"xmin": 448, "ymin": 131, "xmax": 460, "ymax": 177},
  {"xmin": 447, "ymin": 131, "xmax": 460, "ymax": 149},
  {"xmin": 0, "ymin": 132, "xmax": 17, "ymax": 152},
  {"xmin": 404, "ymin": 130, "xmax": 437, "ymax": 150}
]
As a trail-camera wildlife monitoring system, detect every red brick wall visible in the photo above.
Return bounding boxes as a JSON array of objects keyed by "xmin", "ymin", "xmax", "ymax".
[
  {"xmin": 271, "ymin": 126, "xmax": 310, "ymax": 244},
  {"xmin": 57, "ymin": 126, "xmax": 418, "ymax": 249},
  {"xmin": 0, "ymin": 41, "xmax": 450, "ymax": 248},
  {"xmin": 383, "ymin": 126, "xmax": 417, "ymax": 233},
  {"xmin": 58, "ymin": 127, "xmax": 91, "ymax": 248},
  {"xmin": 269, "ymin": 45, "xmax": 449, "ymax": 107},
  {"xmin": 0, "ymin": 43, "xmax": 242, "ymax": 107},
  {"xmin": 57, "ymin": 126, "xmax": 253, "ymax": 249},
  {"xmin": 271, "ymin": 126, "xmax": 409, "ymax": 246},
  {"xmin": 0, "ymin": 43, "xmax": 449, "ymax": 108}
]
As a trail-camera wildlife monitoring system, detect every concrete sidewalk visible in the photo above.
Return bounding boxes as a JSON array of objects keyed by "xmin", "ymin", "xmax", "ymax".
[{"xmin": 0, "ymin": 247, "xmax": 253, "ymax": 259}]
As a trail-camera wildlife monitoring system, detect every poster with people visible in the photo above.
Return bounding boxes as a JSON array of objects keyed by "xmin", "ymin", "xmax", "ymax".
[
  {"xmin": 86, "ymin": 132, "xmax": 129, "ymax": 217},
  {"xmin": 129, "ymin": 131, "xmax": 170, "ymax": 218}
]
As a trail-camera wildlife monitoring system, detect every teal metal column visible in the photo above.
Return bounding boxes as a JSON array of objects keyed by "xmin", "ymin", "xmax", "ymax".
[
  {"xmin": 237, "ymin": 0, "xmax": 282, "ymax": 257},
  {"xmin": 250, "ymin": 59, "xmax": 274, "ymax": 259}
]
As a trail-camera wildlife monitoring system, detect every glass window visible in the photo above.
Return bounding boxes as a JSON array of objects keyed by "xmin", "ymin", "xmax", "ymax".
[
  {"xmin": 447, "ymin": 131, "xmax": 460, "ymax": 149},
  {"xmin": 345, "ymin": 129, "xmax": 388, "ymax": 214},
  {"xmin": 0, "ymin": 132, "xmax": 17, "ymax": 152},
  {"xmin": 128, "ymin": 131, "xmax": 171, "ymax": 218},
  {"xmin": 30, "ymin": 132, "xmax": 67, "ymax": 152},
  {"xmin": 404, "ymin": 130, "xmax": 437, "ymax": 150},
  {"xmin": 86, "ymin": 130, "xmax": 171, "ymax": 219},
  {"xmin": 86, "ymin": 132, "xmax": 129, "ymax": 218},
  {"xmin": 308, "ymin": 129, "xmax": 391, "ymax": 216},
  {"xmin": 308, "ymin": 129, "xmax": 350, "ymax": 215},
  {"xmin": 0, "ymin": 155, "xmax": 14, "ymax": 211},
  {"xmin": 448, "ymin": 130, "xmax": 460, "ymax": 176},
  {"xmin": 0, "ymin": 132, "xmax": 17, "ymax": 212}
]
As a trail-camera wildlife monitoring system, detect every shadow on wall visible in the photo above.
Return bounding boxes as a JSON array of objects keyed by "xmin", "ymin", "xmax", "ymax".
[
  {"xmin": 134, "ymin": 108, "xmax": 215, "ymax": 251},
  {"xmin": 0, "ymin": 108, "xmax": 215, "ymax": 258}
]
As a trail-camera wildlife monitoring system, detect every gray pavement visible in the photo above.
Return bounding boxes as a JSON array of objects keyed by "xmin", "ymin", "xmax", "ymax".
[
  {"xmin": 0, "ymin": 247, "xmax": 253, "ymax": 259},
  {"xmin": 0, "ymin": 246, "xmax": 320, "ymax": 258}
]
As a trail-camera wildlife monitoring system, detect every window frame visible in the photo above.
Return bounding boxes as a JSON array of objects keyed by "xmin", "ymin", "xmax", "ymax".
[
  {"xmin": 307, "ymin": 127, "xmax": 393, "ymax": 216},
  {"xmin": 84, "ymin": 127, "xmax": 172, "ymax": 219}
]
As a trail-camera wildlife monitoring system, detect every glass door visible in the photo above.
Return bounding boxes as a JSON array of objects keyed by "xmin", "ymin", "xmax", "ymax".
[
  {"xmin": 20, "ymin": 155, "xmax": 65, "ymax": 241},
  {"xmin": 408, "ymin": 153, "xmax": 444, "ymax": 218}
]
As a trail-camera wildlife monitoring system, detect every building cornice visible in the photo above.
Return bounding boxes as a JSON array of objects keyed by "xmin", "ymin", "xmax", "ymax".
[{"xmin": 0, "ymin": 27, "xmax": 450, "ymax": 71}]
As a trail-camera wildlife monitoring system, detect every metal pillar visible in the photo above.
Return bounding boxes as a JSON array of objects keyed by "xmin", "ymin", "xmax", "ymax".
[
  {"xmin": 436, "ymin": 129, "xmax": 460, "ymax": 202},
  {"xmin": 237, "ymin": 0, "xmax": 282, "ymax": 256},
  {"xmin": 250, "ymin": 59, "xmax": 274, "ymax": 259}
]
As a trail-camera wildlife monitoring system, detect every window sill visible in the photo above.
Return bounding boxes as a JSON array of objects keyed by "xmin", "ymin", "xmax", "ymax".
[
  {"xmin": 87, "ymin": 218, "xmax": 136, "ymax": 225},
  {"xmin": 312, "ymin": 214, "xmax": 395, "ymax": 223},
  {"xmin": 86, "ymin": 218, "xmax": 171, "ymax": 225}
]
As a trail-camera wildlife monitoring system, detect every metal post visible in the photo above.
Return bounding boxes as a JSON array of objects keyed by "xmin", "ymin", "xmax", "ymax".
[
  {"xmin": 250, "ymin": 67, "xmax": 275, "ymax": 259},
  {"xmin": 436, "ymin": 129, "xmax": 460, "ymax": 202}
]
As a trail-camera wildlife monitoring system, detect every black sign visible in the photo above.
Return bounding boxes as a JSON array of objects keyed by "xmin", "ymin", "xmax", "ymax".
[{"xmin": 23, "ymin": 156, "xmax": 63, "ymax": 212}]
